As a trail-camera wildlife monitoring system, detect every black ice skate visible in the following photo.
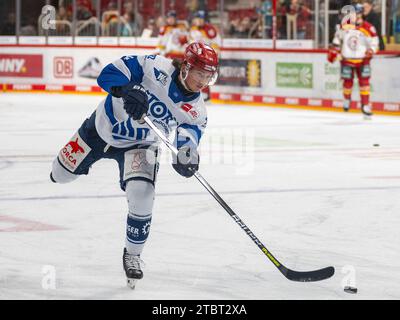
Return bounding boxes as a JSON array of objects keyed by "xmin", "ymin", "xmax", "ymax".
[
  {"xmin": 361, "ymin": 104, "xmax": 373, "ymax": 120},
  {"xmin": 123, "ymin": 248, "xmax": 143, "ymax": 289}
]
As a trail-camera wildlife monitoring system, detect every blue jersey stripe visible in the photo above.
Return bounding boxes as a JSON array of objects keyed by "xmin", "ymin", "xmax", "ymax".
[
  {"xmin": 97, "ymin": 64, "xmax": 130, "ymax": 93},
  {"xmin": 126, "ymin": 119, "xmax": 135, "ymax": 137},
  {"xmin": 105, "ymin": 95, "xmax": 118, "ymax": 125},
  {"xmin": 112, "ymin": 124, "xmax": 119, "ymax": 134},
  {"xmin": 136, "ymin": 127, "xmax": 150, "ymax": 140},
  {"xmin": 121, "ymin": 56, "xmax": 144, "ymax": 83},
  {"xmin": 120, "ymin": 122, "xmax": 127, "ymax": 136}
]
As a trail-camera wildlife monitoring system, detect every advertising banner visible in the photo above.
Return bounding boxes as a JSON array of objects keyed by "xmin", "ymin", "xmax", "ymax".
[
  {"xmin": 0, "ymin": 54, "xmax": 43, "ymax": 78},
  {"xmin": 217, "ymin": 59, "xmax": 261, "ymax": 87},
  {"xmin": 0, "ymin": 46, "xmax": 399, "ymax": 107},
  {"xmin": 276, "ymin": 63, "xmax": 313, "ymax": 89}
]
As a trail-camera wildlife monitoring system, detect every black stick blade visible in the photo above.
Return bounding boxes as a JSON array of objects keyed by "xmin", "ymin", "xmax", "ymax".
[{"xmin": 282, "ymin": 266, "xmax": 335, "ymax": 282}]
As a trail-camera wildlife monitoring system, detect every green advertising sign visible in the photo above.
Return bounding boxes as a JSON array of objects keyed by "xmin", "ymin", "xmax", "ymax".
[{"xmin": 276, "ymin": 63, "xmax": 313, "ymax": 89}]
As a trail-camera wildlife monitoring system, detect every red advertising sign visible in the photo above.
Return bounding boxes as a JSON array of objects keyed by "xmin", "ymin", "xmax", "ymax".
[
  {"xmin": 54, "ymin": 57, "xmax": 73, "ymax": 78},
  {"xmin": 0, "ymin": 54, "xmax": 43, "ymax": 78}
]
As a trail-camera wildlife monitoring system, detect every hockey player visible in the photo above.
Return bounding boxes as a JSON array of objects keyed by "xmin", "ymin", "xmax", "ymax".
[
  {"xmin": 189, "ymin": 10, "xmax": 221, "ymax": 101},
  {"xmin": 156, "ymin": 10, "xmax": 189, "ymax": 60},
  {"xmin": 327, "ymin": 3, "xmax": 379, "ymax": 118},
  {"xmin": 189, "ymin": 10, "xmax": 221, "ymax": 53},
  {"xmin": 50, "ymin": 42, "xmax": 219, "ymax": 289}
]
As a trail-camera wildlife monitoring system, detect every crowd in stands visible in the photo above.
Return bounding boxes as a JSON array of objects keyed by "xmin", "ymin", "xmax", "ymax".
[{"xmin": 0, "ymin": 0, "xmax": 395, "ymax": 47}]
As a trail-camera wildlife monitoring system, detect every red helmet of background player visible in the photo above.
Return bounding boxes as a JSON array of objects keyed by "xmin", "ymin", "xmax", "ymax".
[{"xmin": 181, "ymin": 42, "xmax": 219, "ymax": 89}]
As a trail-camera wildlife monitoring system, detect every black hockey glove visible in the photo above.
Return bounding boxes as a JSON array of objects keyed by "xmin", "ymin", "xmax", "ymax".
[
  {"xmin": 172, "ymin": 146, "xmax": 199, "ymax": 178},
  {"xmin": 114, "ymin": 83, "xmax": 149, "ymax": 120}
]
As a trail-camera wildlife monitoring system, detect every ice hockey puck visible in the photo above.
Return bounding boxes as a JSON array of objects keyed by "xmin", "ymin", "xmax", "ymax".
[
  {"xmin": 373, "ymin": 144, "xmax": 380, "ymax": 147},
  {"xmin": 344, "ymin": 286, "xmax": 358, "ymax": 294}
]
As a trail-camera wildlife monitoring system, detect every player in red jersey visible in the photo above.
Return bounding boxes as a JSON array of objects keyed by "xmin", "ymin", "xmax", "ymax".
[
  {"xmin": 156, "ymin": 10, "xmax": 189, "ymax": 60},
  {"xmin": 328, "ymin": 3, "xmax": 379, "ymax": 118}
]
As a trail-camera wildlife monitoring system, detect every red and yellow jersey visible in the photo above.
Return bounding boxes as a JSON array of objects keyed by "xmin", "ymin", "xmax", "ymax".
[
  {"xmin": 189, "ymin": 23, "xmax": 221, "ymax": 54},
  {"xmin": 332, "ymin": 21, "xmax": 379, "ymax": 64},
  {"xmin": 157, "ymin": 23, "xmax": 189, "ymax": 57}
]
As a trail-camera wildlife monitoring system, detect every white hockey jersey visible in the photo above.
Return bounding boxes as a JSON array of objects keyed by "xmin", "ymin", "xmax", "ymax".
[
  {"xmin": 156, "ymin": 23, "xmax": 189, "ymax": 56},
  {"xmin": 96, "ymin": 55, "xmax": 207, "ymax": 150},
  {"xmin": 332, "ymin": 22, "xmax": 379, "ymax": 60}
]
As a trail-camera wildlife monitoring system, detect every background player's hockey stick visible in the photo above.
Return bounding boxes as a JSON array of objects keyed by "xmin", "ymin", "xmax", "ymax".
[{"xmin": 143, "ymin": 116, "xmax": 335, "ymax": 282}]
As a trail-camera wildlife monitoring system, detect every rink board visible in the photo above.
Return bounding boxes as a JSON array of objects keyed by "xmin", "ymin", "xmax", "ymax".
[{"xmin": 0, "ymin": 44, "xmax": 399, "ymax": 114}]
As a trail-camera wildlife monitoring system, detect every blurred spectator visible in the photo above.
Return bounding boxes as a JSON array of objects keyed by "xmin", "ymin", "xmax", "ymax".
[
  {"xmin": 228, "ymin": 17, "xmax": 241, "ymax": 37},
  {"xmin": 20, "ymin": 16, "xmax": 37, "ymax": 35},
  {"xmin": 77, "ymin": 0, "xmax": 94, "ymax": 20},
  {"xmin": 123, "ymin": 1, "xmax": 143, "ymax": 33},
  {"xmin": 55, "ymin": 6, "xmax": 72, "ymax": 35},
  {"xmin": 228, "ymin": 17, "xmax": 252, "ymax": 38},
  {"xmin": 101, "ymin": 2, "xmax": 119, "ymax": 36},
  {"xmin": 141, "ymin": 18, "xmax": 158, "ymax": 37},
  {"xmin": 239, "ymin": 16, "xmax": 253, "ymax": 38},
  {"xmin": 281, "ymin": 0, "xmax": 311, "ymax": 39},
  {"xmin": 249, "ymin": 16, "xmax": 264, "ymax": 39},
  {"xmin": 120, "ymin": 11, "xmax": 140, "ymax": 36},
  {"xmin": 257, "ymin": 0, "xmax": 273, "ymax": 38},
  {"xmin": 105, "ymin": 1, "xmax": 118, "ymax": 11},
  {"xmin": 155, "ymin": 16, "xmax": 165, "ymax": 31},
  {"xmin": 189, "ymin": 10, "xmax": 221, "ymax": 50},
  {"xmin": 57, "ymin": 6, "xmax": 71, "ymax": 21},
  {"xmin": 78, "ymin": 0, "xmax": 94, "ymax": 12},
  {"xmin": 363, "ymin": 0, "xmax": 385, "ymax": 50},
  {"xmin": 187, "ymin": 0, "xmax": 200, "ymax": 16},
  {"xmin": 0, "ymin": 12, "xmax": 16, "ymax": 35}
]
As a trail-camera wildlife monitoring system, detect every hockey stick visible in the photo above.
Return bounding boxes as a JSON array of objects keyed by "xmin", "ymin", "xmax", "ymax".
[{"xmin": 143, "ymin": 116, "xmax": 335, "ymax": 282}]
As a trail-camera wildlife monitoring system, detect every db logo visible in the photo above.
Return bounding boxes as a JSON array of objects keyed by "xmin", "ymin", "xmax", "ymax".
[
  {"xmin": 181, "ymin": 104, "xmax": 199, "ymax": 119},
  {"xmin": 54, "ymin": 57, "xmax": 73, "ymax": 78}
]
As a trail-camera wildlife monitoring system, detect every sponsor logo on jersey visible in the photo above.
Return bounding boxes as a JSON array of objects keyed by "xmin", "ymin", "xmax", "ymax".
[
  {"xmin": 347, "ymin": 35, "xmax": 359, "ymax": 51},
  {"xmin": 181, "ymin": 103, "xmax": 199, "ymax": 119},
  {"xmin": 148, "ymin": 93, "xmax": 176, "ymax": 125},
  {"xmin": 154, "ymin": 68, "xmax": 168, "ymax": 86},
  {"xmin": 145, "ymin": 55, "xmax": 157, "ymax": 60}
]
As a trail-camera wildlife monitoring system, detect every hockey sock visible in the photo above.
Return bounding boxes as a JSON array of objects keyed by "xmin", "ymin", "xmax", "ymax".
[
  {"xmin": 125, "ymin": 180, "xmax": 155, "ymax": 256},
  {"xmin": 343, "ymin": 79, "xmax": 353, "ymax": 100},
  {"xmin": 126, "ymin": 213, "xmax": 152, "ymax": 256},
  {"xmin": 360, "ymin": 86, "xmax": 370, "ymax": 106}
]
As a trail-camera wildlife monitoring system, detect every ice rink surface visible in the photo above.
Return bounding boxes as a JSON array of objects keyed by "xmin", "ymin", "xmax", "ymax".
[{"xmin": 1, "ymin": 93, "xmax": 399, "ymax": 300}]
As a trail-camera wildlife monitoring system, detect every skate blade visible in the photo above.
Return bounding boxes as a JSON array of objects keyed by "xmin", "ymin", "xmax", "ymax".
[{"xmin": 127, "ymin": 278, "xmax": 138, "ymax": 289}]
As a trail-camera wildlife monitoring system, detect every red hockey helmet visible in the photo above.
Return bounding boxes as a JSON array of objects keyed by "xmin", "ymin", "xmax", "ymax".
[{"xmin": 182, "ymin": 41, "xmax": 219, "ymax": 88}]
